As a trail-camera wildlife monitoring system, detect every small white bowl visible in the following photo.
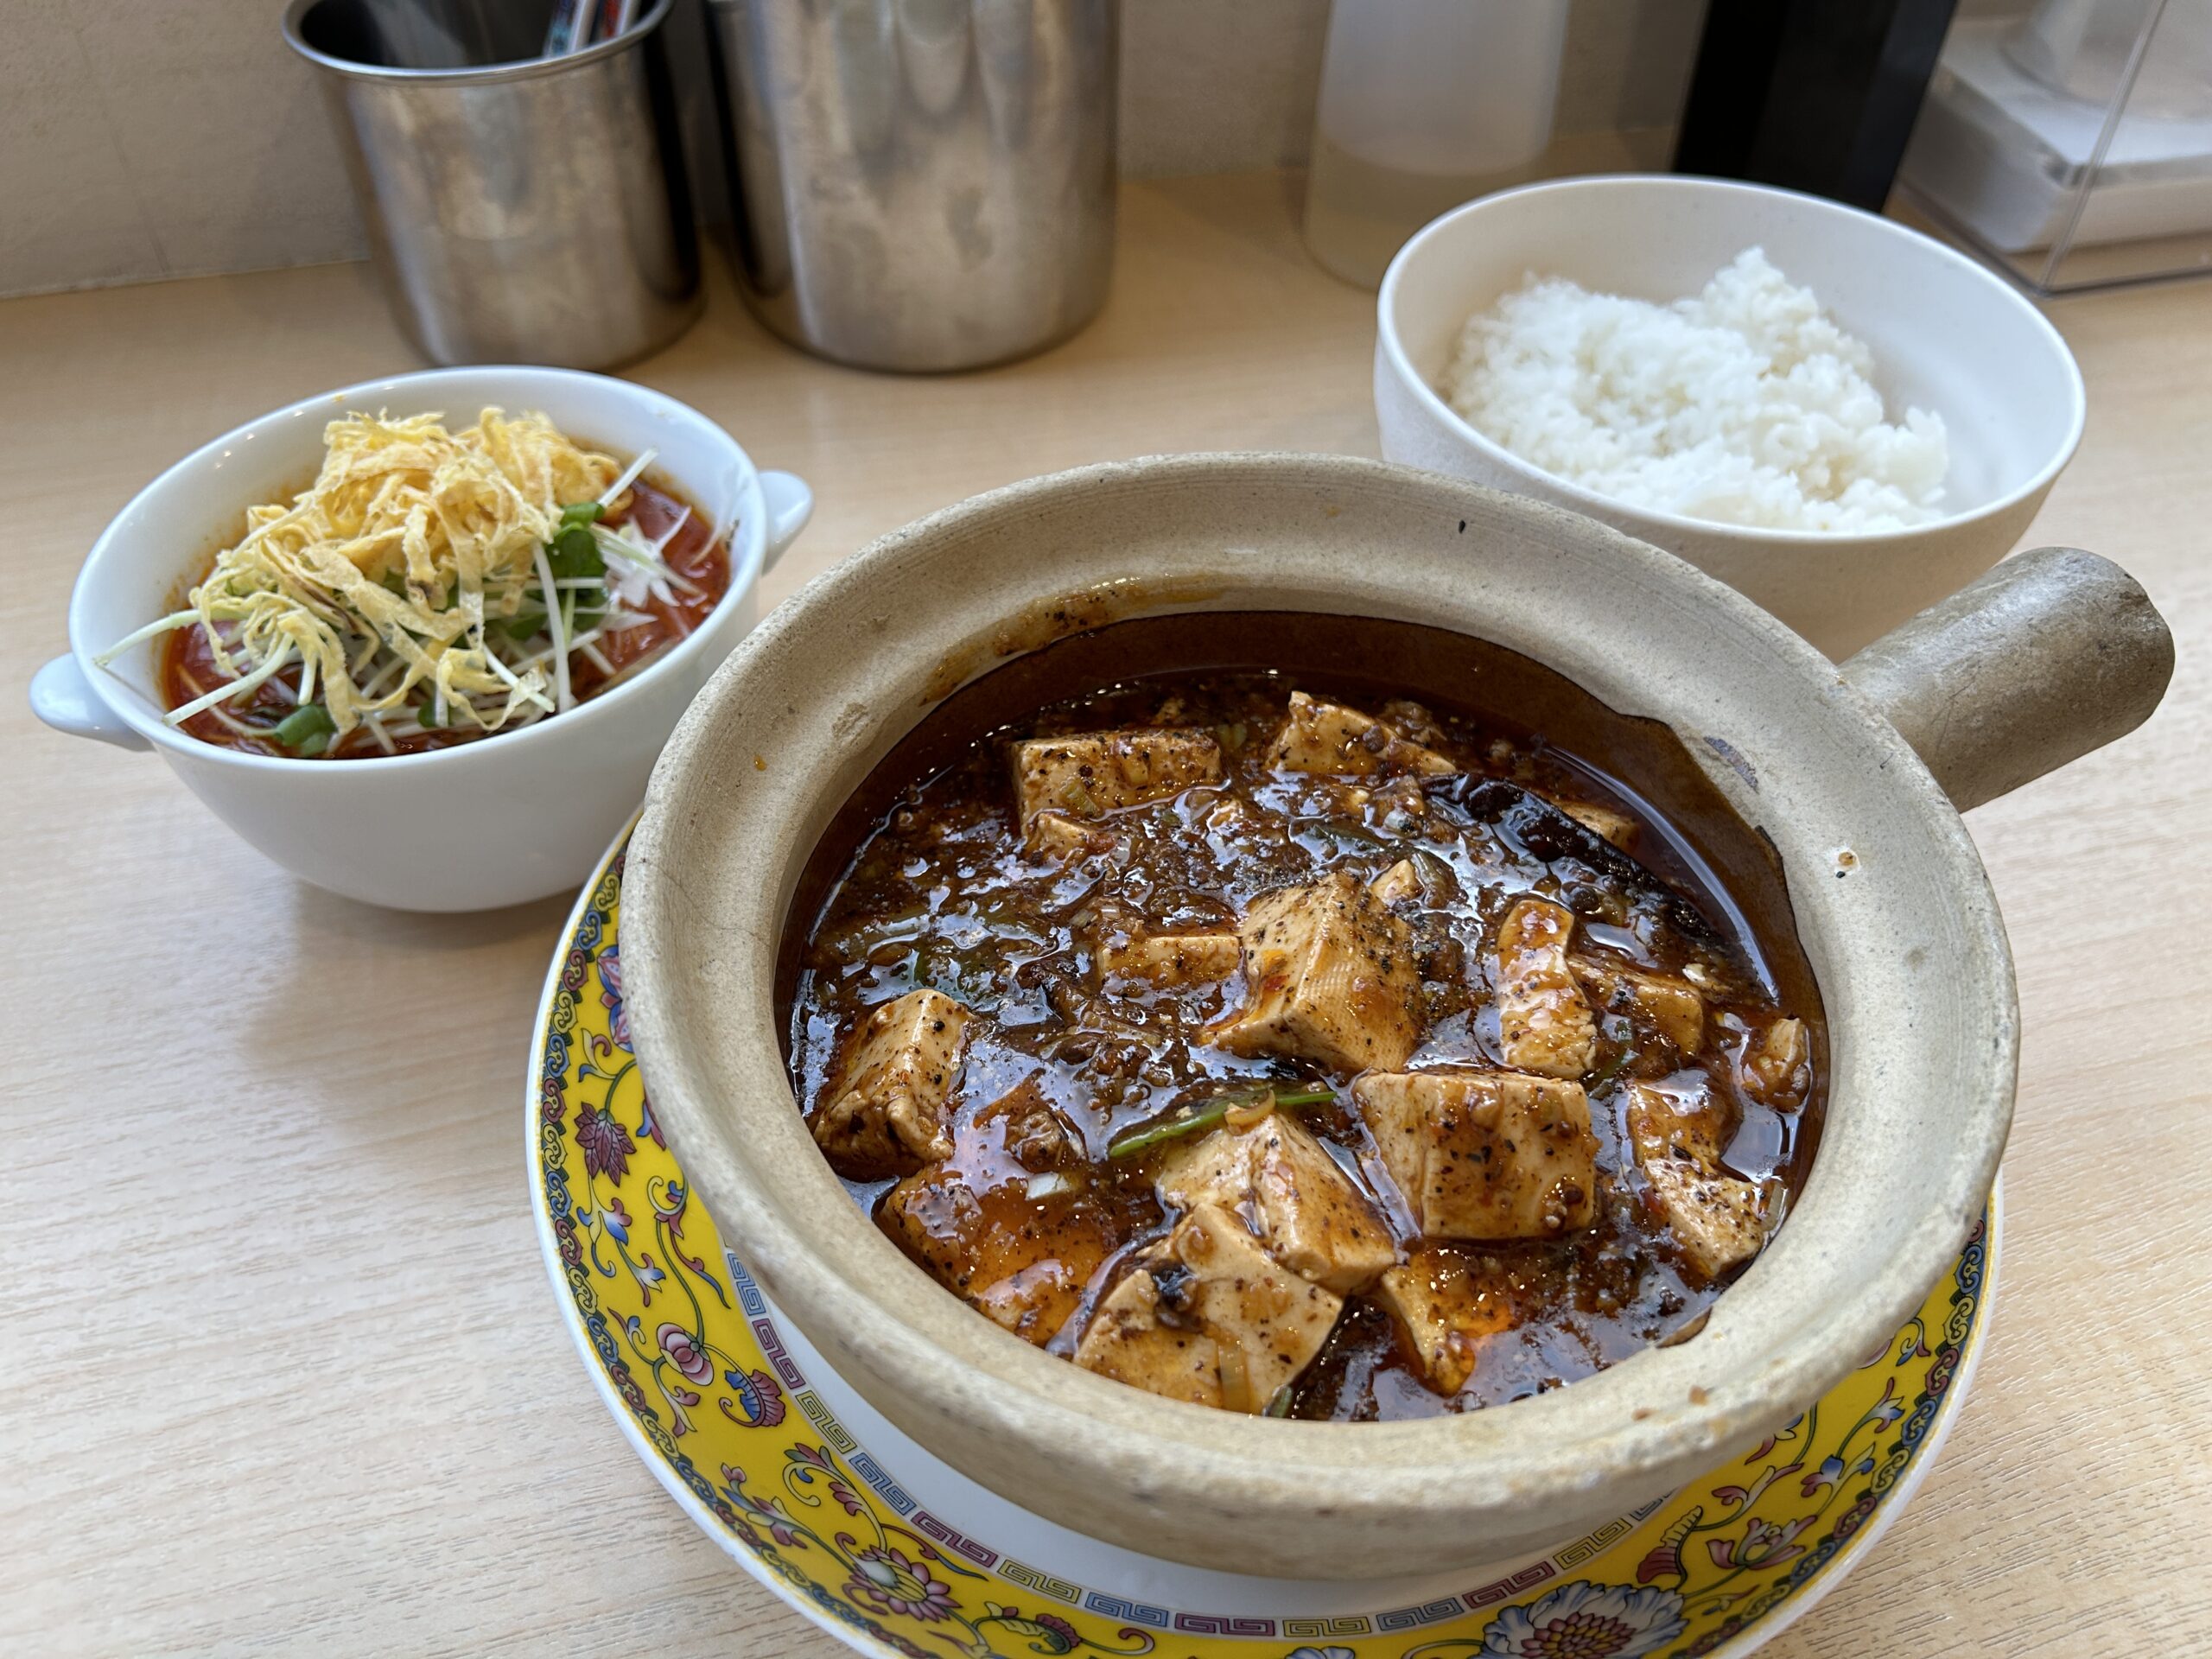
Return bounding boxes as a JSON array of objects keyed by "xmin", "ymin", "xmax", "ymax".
[
  {"xmin": 30, "ymin": 366, "xmax": 811, "ymax": 912},
  {"xmin": 1375, "ymin": 175, "xmax": 2086, "ymax": 659}
]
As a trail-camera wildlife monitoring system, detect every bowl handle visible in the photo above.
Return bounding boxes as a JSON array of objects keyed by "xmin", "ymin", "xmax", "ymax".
[
  {"xmin": 1839, "ymin": 546, "xmax": 2172, "ymax": 812},
  {"xmin": 759, "ymin": 470, "xmax": 813, "ymax": 573},
  {"xmin": 30, "ymin": 655, "xmax": 152, "ymax": 752}
]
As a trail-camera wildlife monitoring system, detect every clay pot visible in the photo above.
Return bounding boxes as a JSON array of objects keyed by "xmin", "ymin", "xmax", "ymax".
[{"xmin": 620, "ymin": 455, "xmax": 2168, "ymax": 1580}]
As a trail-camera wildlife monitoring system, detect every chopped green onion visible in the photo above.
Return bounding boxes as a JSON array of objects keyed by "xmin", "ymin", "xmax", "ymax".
[
  {"xmin": 1263, "ymin": 1383, "xmax": 1295, "ymax": 1418},
  {"xmin": 1058, "ymin": 779, "xmax": 1102, "ymax": 816},
  {"xmin": 417, "ymin": 700, "xmax": 441, "ymax": 729},
  {"xmin": 559, "ymin": 500, "xmax": 606, "ymax": 529},
  {"xmin": 503, "ymin": 610, "xmax": 546, "ymax": 641},
  {"xmin": 89, "ymin": 607, "xmax": 198, "ymax": 669},
  {"xmin": 595, "ymin": 448, "xmax": 656, "ymax": 510},
  {"xmin": 273, "ymin": 702, "xmax": 335, "ymax": 753}
]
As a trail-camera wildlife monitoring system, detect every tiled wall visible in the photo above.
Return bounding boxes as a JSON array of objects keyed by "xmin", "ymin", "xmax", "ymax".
[{"xmin": 1, "ymin": 0, "xmax": 1706, "ymax": 299}]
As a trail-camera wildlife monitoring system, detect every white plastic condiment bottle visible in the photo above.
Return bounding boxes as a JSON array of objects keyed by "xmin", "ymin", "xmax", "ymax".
[{"xmin": 1303, "ymin": 0, "xmax": 1572, "ymax": 289}]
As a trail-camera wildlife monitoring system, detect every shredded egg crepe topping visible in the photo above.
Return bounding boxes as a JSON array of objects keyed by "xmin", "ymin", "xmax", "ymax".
[{"xmin": 105, "ymin": 409, "xmax": 641, "ymax": 741}]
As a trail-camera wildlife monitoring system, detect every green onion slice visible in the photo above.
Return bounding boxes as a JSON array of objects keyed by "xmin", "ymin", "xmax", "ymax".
[{"xmin": 1106, "ymin": 1084, "xmax": 1337, "ymax": 1160}]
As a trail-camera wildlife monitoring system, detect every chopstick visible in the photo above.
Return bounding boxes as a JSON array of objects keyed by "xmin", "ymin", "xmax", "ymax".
[
  {"xmin": 546, "ymin": 0, "xmax": 636, "ymax": 55},
  {"xmin": 546, "ymin": 0, "xmax": 641, "ymax": 56},
  {"xmin": 541, "ymin": 0, "xmax": 589, "ymax": 54}
]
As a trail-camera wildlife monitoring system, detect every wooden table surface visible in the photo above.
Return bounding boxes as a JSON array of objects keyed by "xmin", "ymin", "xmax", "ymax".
[{"xmin": 3, "ymin": 173, "xmax": 2204, "ymax": 1657}]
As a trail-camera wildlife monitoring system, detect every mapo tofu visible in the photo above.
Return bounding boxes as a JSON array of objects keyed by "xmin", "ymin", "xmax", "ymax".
[{"xmin": 790, "ymin": 672, "xmax": 1815, "ymax": 1419}]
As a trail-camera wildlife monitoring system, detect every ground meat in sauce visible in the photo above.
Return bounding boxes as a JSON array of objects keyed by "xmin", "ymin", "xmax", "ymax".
[{"xmin": 789, "ymin": 672, "xmax": 1810, "ymax": 1420}]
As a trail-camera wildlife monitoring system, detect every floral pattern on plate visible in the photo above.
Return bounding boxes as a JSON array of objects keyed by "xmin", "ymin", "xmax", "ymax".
[{"xmin": 533, "ymin": 830, "xmax": 1994, "ymax": 1659}]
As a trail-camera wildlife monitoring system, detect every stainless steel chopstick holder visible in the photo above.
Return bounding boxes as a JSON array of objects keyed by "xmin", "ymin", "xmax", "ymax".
[
  {"xmin": 286, "ymin": 0, "xmax": 702, "ymax": 370},
  {"xmin": 707, "ymin": 0, "xmax": 1116, "ymax": 371}
]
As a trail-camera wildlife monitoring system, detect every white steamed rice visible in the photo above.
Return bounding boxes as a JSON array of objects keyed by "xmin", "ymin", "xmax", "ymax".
[{"xmin": 1440, "ymin": 248, "xmax": 1949, "ymax": 533}]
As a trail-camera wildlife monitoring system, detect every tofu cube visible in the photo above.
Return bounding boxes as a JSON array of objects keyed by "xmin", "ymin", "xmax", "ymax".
[
  {"xmin": 1573, "ymin": 958, "xmax": 1706, "ymax": 1055},
  {"xmin": 1012, "ymin": 728, "xmax": 1221, "ymax": 833},
  {"xmin": 811, "ymin": 988, "xmax": 968, "ymax": 1174},
  {"xmin": 1371, "ymin": 853, "xmax": 1459, "ymax": 911},
  {"xmin": 1554, "ymin": 798, "xmax": 1638, "ymax": 850},
  {"xmin": 982, "ymin": 1073, "xmax": 1084, "ymax": 1172},
  {"xmin": 1073, "ymin": 1204, "xmax": 1342, "ymax": 1412},
  {"xmin": 1373, "ymin": 1243, "xmax": 1520, "ymax": 1395},
  {"xmin": 1354, "ymin": 1067, "xmax": 1599, "ymax": 1240},
  {"xmin": 1623, "ymin": 1079, "xmax": 1727, "ymax": 1166},
  {"xmin": 1494, "ymin": 897, "xmax": 1597, "ymax": 1078},
  {"xmin": 1211, "ymin": 872, "xmax": 1423, "ymax": 1073},
  {"xmin": 1155, "ymin": 1112, "xmax": 1396, "ymax": 1294},
  {"xmin": 1071, "ymin": 1249, "xmax": 1220, "ymax": 1408},
  {"xmin": 1024, "ymin": 810, "xmax": 1116, "ymax": 863},
  {"xmin": 879, "ymin": 1079, "xmax": 1116, "ymax": 1345},
  {"xmin": 1370, "ymin": 858, "xmax": 1422, "ymax": 907},
  {"xmin": 1267, "ymin": 692, "xmax": 1456, "ymax": 778},
  {"xmin": 1095, "ymin": 929, "xmax": 1243, "ymax": 991},
  {"xmin": 1639, "ymin": 1161, "xmax": 1764, "ymax": 1284},
  {"xmin": 1624, "ymin": 1082, "xmax": 1765, "ymax": 1281},
  {"xmin": 1739, "ymin": 1017, "xmax": 1810, "ymax": 1109},
  {"xmin": 971, "ymin": 1259, "xmax": 1089, "ymax": 1342}
]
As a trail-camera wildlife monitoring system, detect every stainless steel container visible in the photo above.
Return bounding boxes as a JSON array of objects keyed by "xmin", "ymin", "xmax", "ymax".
[
  {"xmin": 285, "ymin": 0, "xmax": 702, "ymax": 370},
  {"xmin": 709, "ymin": 0, "xmax": 1116, "ymax": 372}
]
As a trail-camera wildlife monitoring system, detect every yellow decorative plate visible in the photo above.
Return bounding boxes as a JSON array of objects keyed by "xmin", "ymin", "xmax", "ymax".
[{"xmin": 531, "ymin": 825, "xmax": 1998, "ymax": 1659}]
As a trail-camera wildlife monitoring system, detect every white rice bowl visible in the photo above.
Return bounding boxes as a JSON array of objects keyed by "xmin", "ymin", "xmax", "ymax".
[{"xmin": 1440, "ymin": 249, "xmax": 1949, "ymax": 534}]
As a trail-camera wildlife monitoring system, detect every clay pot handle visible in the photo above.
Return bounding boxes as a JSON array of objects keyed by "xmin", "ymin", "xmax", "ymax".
[{"xmin": 1839, "ymin": 546, "xmax": 2173, "ymax": 813}]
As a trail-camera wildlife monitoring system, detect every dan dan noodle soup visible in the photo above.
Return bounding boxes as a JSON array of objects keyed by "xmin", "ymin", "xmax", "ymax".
[{"xmin": 99, "ymin": 410, "xmax": 730, "ymax": 759}]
